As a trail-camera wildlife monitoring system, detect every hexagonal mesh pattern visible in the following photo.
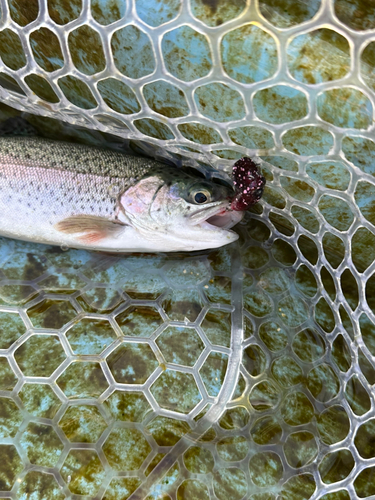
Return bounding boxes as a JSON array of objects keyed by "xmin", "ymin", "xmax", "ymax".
[{"xmin": 0, "ymin": 0, "xmax": 375, "ymax": 499}]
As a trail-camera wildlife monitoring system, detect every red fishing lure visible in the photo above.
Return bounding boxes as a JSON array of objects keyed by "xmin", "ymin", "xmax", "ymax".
[{"xmin": 231, "ymin": 157, "xmax": 266, "ymax": 211}]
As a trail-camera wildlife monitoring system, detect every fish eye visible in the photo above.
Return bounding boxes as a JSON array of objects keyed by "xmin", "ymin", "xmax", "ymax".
[{"xmin": 193, "ymin": 190, "xmax": 210, "ymax": 204}]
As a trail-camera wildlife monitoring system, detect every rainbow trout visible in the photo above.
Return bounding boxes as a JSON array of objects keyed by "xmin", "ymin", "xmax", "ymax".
[{"xmin": 0, "ymin": 136, "xmax": 249, "ymax": 252}]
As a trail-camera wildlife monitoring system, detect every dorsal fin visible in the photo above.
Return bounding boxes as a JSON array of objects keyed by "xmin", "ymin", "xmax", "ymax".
[{"xmin": 0, "ymin": 116, "xmax": 37, "ymax": 137}]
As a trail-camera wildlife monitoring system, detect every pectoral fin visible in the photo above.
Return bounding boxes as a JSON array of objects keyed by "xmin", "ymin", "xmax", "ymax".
[{"xmin": 55, "ymin": 215, "xmax": 126, "ymax": 243}]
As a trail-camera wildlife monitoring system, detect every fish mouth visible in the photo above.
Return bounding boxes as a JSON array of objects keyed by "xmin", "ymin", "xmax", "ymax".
[{"xmin": 189, "ymin": 202, "xmax": 244, "ymax": 231}]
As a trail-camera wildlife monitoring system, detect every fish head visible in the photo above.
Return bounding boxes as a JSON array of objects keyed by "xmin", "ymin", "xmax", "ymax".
[{"xmin": 119, "ymin": 166, "xmax": 244, "ymax": 252}]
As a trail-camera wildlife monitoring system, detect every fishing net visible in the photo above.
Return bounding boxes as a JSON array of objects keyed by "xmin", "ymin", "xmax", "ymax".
[{"xmin": 0, "ymin": 0, "xmax": 374, "ymax": 499}]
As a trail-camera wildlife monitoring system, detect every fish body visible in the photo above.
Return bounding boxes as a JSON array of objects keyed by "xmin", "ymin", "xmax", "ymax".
[{"xmin": 0, "ymin": 136, "xmax": 243, "ymax": 252}]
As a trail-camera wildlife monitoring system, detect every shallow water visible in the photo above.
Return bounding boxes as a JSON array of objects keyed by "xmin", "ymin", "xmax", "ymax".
[{"xmin": 0, "ymin": 209, "xmax": 373, "ymax": 500}]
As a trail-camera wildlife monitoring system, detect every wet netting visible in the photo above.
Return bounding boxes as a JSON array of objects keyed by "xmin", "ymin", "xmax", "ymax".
[{"xmin": 0, "ymin": 0, "xmax": 374, "ymax": 499}]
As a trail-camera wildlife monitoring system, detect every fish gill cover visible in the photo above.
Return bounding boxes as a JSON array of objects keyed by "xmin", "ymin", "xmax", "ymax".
[{"xmin": 0, "ymin": 0, "xmax": 374, "ymax": 499}]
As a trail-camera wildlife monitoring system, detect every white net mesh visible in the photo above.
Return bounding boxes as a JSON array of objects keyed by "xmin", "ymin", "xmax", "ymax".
[{"xmin": 0, "ymin": 0, "xmax": 375, "ymax": 499}]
